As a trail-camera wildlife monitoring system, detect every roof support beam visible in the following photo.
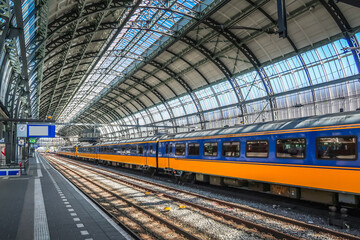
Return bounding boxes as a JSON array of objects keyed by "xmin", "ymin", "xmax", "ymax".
[
  {"xmin": 315, "ymin": 0, "xmax": 359, "ymax": 73},
  {"xmin": 151, "ymin": 60, "xmax": 206, "ymax": 129},
  {"xmin": 13, "ymin": 0, "xmax": 31, "ymax": 117}
]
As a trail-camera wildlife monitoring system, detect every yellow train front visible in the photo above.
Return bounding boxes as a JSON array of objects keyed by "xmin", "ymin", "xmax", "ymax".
[{"xmin": 58, "ymin": 112, "xmax": 360, "ymax": 207}]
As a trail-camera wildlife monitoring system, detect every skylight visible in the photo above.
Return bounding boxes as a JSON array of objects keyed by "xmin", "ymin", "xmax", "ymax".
[{"xmin": 57, "ymin": 0, "xmax": 206, "ymax": 128}]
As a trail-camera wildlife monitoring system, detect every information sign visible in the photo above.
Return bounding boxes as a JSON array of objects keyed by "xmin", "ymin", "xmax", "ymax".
[
  {"xmin": 27, "ymin": 125, "xmax": 56, "ymax": 138},
  {"xmin": 29, "ymin": 138, "xmax": 37, "ymax": 144}
]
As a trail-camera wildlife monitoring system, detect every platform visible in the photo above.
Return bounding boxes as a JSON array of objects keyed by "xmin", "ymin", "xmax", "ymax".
[{"xmin": 0, "ymin": 153, "xmax": 133, "ymax": 240}]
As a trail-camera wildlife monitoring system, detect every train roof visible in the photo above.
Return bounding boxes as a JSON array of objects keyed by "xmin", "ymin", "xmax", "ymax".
[
  {"xmin": 96, "ymin": 111, "xmax": 360, "ymax": 145},
  {"xmin": 159, "ymin": 111, "xmax": 360, "ymax": 140}
]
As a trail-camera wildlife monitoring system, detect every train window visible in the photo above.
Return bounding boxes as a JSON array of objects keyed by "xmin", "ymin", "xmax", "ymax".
[
  {"xmin": 108, "ymin": 147, "xmax": 114, "ymax": 153},
  {"xmin": 114, "ymin": 146, "xmax": 122, "ymax": 154},
  {"xmin": 246, "ymin": 140, "xmax": 269, "ymax": 158},
  {"xmin": 166, "ymin": 143, "xmax": 172, "ymax": 154},
  {"xmin": 316, "ymin": 136, "xmax": 357, "ymax": 160},
  {"xmin": 169, "ymin": 144, "xmax": 172, "ymax": 154},
  {"xmin": 276, "ymin": 138, "xmax": 306, "ymax": 159},
  {"xmin": 110, "ymin": 146, "xmax": 115, "ymax": 153},
  {"xmin": 125, "ymin": 147, "xmax": 130, "ymax": 154},
  {"xmin": 131, "ymin": 145, "xmax": 137, "ymax": 154},
  {"xmin": 138, "ymin": 145, "xmax": 144, "ymax": 155},
  {"xmin": 175, "ymin": 143, "xmax": 186, "ymax": 156},
  {"xmin": 188, "ymin": 143, "xmax": 200, "ymax": 156},
  {"xmin": 222, "ymin": 142, "xmax": 240, "ymax": 157},
  {"xmin": 204, "ymin": 142, "xmax": 218, "ymax": 157},
  {"xmin": 150, "ymin": 145, "xmax": 153, "ymax": 154}
]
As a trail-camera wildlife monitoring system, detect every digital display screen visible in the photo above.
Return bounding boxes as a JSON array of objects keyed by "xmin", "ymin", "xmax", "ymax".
[{"xmin": 28, "ymin": 126, "xmax": 48, "ymax": 136}]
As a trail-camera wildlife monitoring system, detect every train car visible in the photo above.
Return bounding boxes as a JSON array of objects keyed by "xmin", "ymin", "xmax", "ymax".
[
  {"xmin": 94, "ymin": 137, "xmax": 158, "ymax": 168},
  {"xmin": 77, "ymin": 145, "xmax": 97, "ymax": 160},
  {"xmin": 59, "ymin": 112, "xmax": 360, "ymax": 206},
  {"xmin": 57, "ymin": 146, "xmax": 77, "ymax": 158}
]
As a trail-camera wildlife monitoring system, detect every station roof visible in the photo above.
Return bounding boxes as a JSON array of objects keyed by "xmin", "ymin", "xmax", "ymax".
[{"xmin": 37, "ymin": 0, "xmax": 360, "ymax": 138}]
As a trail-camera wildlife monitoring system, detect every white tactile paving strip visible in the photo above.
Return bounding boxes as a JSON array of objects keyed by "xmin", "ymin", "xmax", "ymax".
[{"xmin": 34, "ymin": 178, "xmax": 50, "ymax": 240}]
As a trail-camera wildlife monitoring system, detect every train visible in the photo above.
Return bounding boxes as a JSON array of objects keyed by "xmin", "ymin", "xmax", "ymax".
[{"xmin": 58, "ymin": 111, "xmax": 360, "ymax": 207}]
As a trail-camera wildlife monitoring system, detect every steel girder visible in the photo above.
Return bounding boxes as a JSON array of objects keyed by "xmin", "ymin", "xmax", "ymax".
[
  {"xmin": 83, "ymin": 0, "xmax": 307, "ymax": 127},
  {"xmin": 27, "ymin": 0, "xmax": 49, "ymax": 118},
  {"xmin": 64, "ymin": 0, "xmax": 230, "ymax": 126},
  {"xmin": 44, "ymin": 0, "xmax": 92, "ymax": 118},
  {"xmin": 165, "ymin": 49, "xmax": 224, "ymax": 121},
  {"xmin": 244, "ymin": 0, "xmax": 317, "ymax": 114},
  {"xmin": 129, "ymin": 76, "xmax": 177, "ymax": 127},
  {"xmin": 181, "ymin": 35, "xmax": 248, "ymax": 121},
  {"xmin": 151, "ymin": 60, "xmax": 206, "ymax": 129},
  {"xmin": 319, "ymin": 0, "xmax": 360, "ymax": 73},
  {"xmin": 0, "ymin": 0, "xmax": 10, "ymax": 55},
  {"xmin": 66, "ymin": 1, "xmax": 266, "ymax": 128},
  {"xmin": 46, "ymin": 0, "xmax": 143, "ymax": 121},
  {"xmin": 44, "ymin": 0, "xmax": 141, "ymax": 120},
  {"xmin": 135, "ymin": 68, "xmax": 188, "ymax": 125},
  {"xmin": 46, "ymin": 0, "xmax": 197, "ymax": 40},
  {"xmin": 60, "ymin": 0, "xmax": 358, "ymax": 138},
  {"xmin": 13, "ymin": 0, "xmax": 33, "ymax": 117}
]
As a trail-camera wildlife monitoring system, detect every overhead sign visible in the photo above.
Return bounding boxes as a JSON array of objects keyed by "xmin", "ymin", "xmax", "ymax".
[
  {"xmin": 27, "ymin": 125, "xmax": 55, "ymax": 138},
  {"xmin": 29, "ymin": 138, "xmax": 37, "ymax": 144},
  {"xmin": 17, "ymin": 124, "xmax": 27, "ymax": 137},
  {"xmin": 18, "ymin": 139, "xmax": 25, "ymax": 146}
]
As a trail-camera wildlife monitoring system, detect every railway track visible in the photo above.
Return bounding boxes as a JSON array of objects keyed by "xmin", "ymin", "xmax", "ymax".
[
  {"xmin": 45, "ymin": 155, "xmax": 200, "ymax": 240},
  {"xmin": 45, "ymin": 154, "xmax": 360, "ymax": 240}
]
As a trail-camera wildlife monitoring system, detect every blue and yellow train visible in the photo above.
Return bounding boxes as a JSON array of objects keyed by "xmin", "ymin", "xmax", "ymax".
[{"xmin": 58, "ymin": 112, "xmax": 360, "ymax": 206}]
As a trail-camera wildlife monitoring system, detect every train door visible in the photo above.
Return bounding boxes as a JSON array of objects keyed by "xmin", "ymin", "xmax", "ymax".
[
  {"xmin": 96, "ymin": 146, "xmax": 99, "ymax": 162},
  {"xmin": 155, "ymin": 139, "xmax": 159, "ymax": 169},
  {"xmin": 165, "ymin": 142, "xmax": 172, "ymax": 168},
  {"xmin": 145, "ymin": 143, "xmax": 149, "ymax": 166}
]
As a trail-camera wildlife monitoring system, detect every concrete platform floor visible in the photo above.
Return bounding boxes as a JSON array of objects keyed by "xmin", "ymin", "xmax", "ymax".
[{"xmin": 0, "ymin": 152, "xmax": 133, "ymax": 240}]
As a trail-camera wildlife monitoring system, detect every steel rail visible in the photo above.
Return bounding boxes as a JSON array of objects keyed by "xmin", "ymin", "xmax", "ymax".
[
  {"xmin": 56, "ymin": 154, "xmax": 360, "ymax": 240},
  {"xmin": 47, "ymin": 159, "xmax": 142, "ymax": 240},
  {"xmin": 47, "ymin": 156, "xmax": 201, "ymax": 240},
  {"xmin": 52, "ymin": 155, "xmax": 301, "ymax": 240}
]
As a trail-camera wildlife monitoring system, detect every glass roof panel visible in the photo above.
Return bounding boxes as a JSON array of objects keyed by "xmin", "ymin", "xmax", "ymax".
[
  {"xmin": 57, "ymin": 0, "xmax": 206, "ymax": 126},
  {"xmin": 169, "ymin": 98, "xmax": 185, "ymax": 117},
  {"xmin": 238, "ymin": 71, "xmax": 267, "ymax": 100},
  {"xmin": 214, "ymin": 82, "xmax": 237, "ymax": 106},
  {"xmin": 196, "ymin": 88, "xmax": 218, "ymax": 110}
]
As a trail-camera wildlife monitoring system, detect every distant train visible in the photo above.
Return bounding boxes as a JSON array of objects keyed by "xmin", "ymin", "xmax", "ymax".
[{"xmin": 58, "ymin": 112, "xmax": 360, "ymax": 207}]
